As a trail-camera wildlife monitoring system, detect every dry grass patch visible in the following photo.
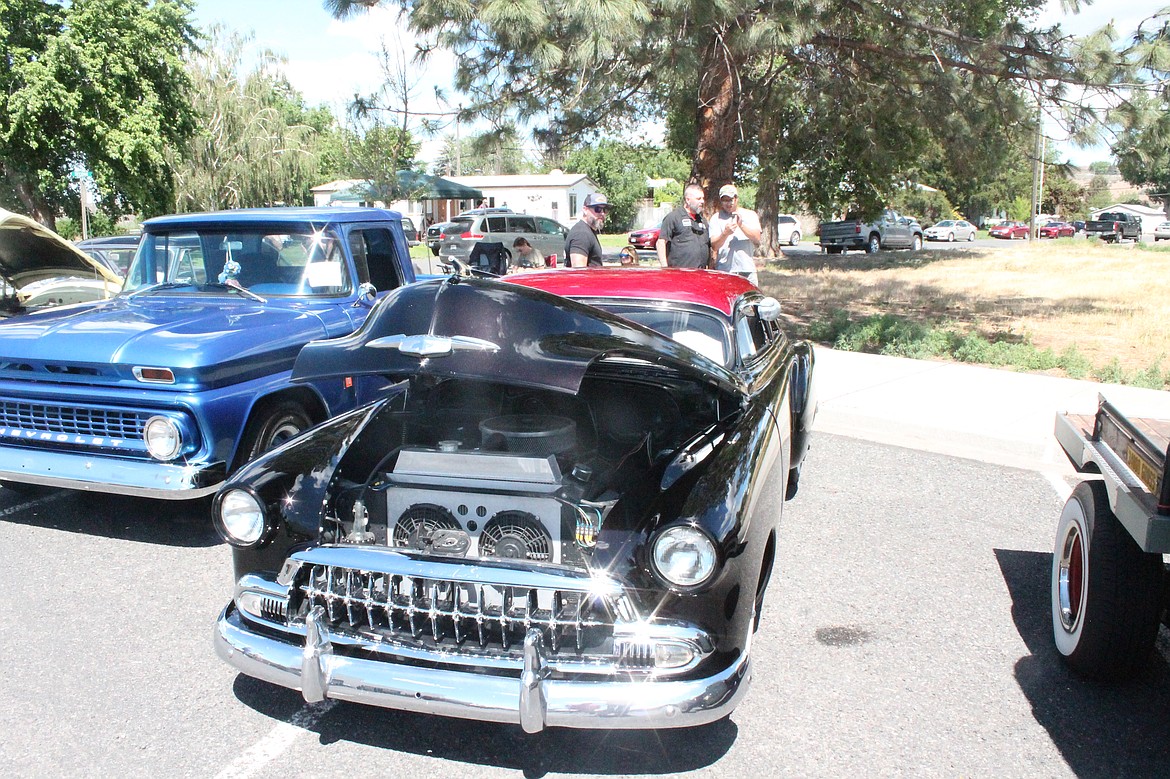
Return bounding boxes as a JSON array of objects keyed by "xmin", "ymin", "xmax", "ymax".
[{"xmin": 759, "ymin": 240, "xmax": 1170, "ymax": 379}]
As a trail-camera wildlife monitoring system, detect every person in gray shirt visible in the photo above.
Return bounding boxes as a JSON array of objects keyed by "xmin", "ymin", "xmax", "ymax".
[{"xmin": 709, "ymin": 184, "xmax": 762, "ymax": 285}]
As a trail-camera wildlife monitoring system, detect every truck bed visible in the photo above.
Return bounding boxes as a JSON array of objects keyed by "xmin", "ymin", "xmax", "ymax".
[{"xmin": 1056, "ymin": 396, "xmax": 1170, "ymax": 552}]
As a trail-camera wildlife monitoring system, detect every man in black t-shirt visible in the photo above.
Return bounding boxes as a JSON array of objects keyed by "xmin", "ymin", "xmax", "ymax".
[
  {"xmin": 565, "ymin": 192, "xmax": 609, "ymax": 267},
  {"xmin": 656, "ymin": 183, "xmax": 711, "ymax": 269}
]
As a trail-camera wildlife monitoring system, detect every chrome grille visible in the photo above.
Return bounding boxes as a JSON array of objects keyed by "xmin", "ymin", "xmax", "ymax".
[
  {"xmin": 0, "ymin": 400, "xmax": 148, "ymax": 440},
  {"xmin": 293, "ymin": 562, "xmax": 617, "ymax": 655}
]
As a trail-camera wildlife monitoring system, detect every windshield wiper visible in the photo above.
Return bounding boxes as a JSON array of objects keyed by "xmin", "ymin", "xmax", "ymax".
[
  {"xmin": 127, "ymin": 281, "xmax": 194, "ymax": 298},
  {"xmin": 204, "ymin": 282, "xmax": 267, "ymax": 303}
]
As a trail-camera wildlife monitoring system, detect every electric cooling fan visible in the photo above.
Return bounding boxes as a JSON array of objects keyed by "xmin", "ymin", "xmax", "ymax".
[
  {"xmin": 479, "ymin": 511, "xmax": 553, "ymax": 561},
  {"xmin": 392, "ymin": 503, "xmax": 461, "ymax": 550}
]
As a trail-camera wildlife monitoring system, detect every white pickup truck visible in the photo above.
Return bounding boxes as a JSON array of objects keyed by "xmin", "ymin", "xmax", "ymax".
[{"xmin": 817, "ymin": 209, "xmax": 923, "ymax": 254}]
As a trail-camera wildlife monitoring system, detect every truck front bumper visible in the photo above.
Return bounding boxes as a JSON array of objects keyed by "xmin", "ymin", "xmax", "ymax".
[
  {"xmin": 214, "ymin": 602, "xmax": 752, "ymax": 732},
  {"xmin": 0, "ymin": 447, "xmax": 224, "ymax": 499}
]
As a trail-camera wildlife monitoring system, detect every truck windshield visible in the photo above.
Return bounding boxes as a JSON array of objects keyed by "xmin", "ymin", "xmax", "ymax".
[{"xmin": 122, "ymin": 226, "xmax": 349, "ymax": 297}]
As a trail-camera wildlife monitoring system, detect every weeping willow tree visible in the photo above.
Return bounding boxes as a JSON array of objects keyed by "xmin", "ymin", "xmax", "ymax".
[{"xmin": 168, "ymin": 26, "xmax": 322, "ymax": 212}]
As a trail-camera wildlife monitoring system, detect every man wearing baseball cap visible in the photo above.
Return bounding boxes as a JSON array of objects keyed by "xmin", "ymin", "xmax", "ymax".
[
  {"xmin": 709, "ymin": 183, "xmax": 762, "ymax": 285},
  {"xmin": 565, "ymin": 192, "xmax": 609, "ymax": 267}
]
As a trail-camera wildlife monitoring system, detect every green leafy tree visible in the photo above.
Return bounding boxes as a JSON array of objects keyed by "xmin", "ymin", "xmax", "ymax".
[
  {"xmin": 1115, "ymin": 92, "xmax": 1170, "ymax": 217},
  {"xmin": 563, "ymin": 141, "xmax": 648, "ymax": 231},
  {"xmin": 1041, "ymin": 173, "xmax": 1086, "ymax": 218},
  {"xmin": 1086, "ymin": 173, "xmax": 1113, "ymax": 210},
  {"xmin": 433, "ymin": 127, "xmax": 532, "ymax": 176},
  {"xmin": 169, "ymin": 27, "xmax": 325, "ymax": 211},
  {"xmin": 0, "ymin": 0, "xmax": 197, "ymax": 228}
]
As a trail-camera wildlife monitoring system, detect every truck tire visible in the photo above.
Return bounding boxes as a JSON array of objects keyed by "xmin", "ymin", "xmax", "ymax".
[
  {"xmin": 236, "ymin": 400, "xmax": 312, "ymax": 469},
  {"xmin": 866, "ymin": 234, "xmax": 880, "ymax": 254},
  {"xmin": 1051, "ymin": 480, "xmax": 1163, "ymax": 681}
]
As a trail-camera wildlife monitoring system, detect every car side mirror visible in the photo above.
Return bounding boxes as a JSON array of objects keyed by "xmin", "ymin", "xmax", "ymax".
[
  {"xmin": 353, "ymin": 282, "xmax": 377, "ymax": 307},
  {"xmin": 756, "ymin": 297, "xmax": 782, "ymax": 321}
]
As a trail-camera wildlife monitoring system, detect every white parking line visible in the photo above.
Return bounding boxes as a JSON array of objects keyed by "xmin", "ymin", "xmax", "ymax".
[
  {"xmin": 214, "ymin": 701, "xmax": 336, "ymax": 779},
  {"xmin": 0, "ymin": 490, "xmax": 69, "ymax": 518}
]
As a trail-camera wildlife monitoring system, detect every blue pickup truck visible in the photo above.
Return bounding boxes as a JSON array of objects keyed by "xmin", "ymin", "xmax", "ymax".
[{"xmin": 0, "ymin": 207, "xmax": 416, "ymax": 499}]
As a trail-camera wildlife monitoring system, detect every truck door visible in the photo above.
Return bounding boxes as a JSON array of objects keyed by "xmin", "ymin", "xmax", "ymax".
[{"xmin": 346, "ymin": 226, "xmax": 408, "ymax": 329}]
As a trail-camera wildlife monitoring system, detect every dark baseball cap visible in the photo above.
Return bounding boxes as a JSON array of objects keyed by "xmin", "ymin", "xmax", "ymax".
[{"xmin": 584, "ymin": 193, "xmax": 610, "ymax": 209}]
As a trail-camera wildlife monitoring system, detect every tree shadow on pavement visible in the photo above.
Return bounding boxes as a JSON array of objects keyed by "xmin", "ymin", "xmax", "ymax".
[
  {"xmin": 996, "ymin": 548, "xmax": 1170, "ymax": 774},
  {"xmin": 0, "ymin": 486, "xmax": 219, "ymax": 547},
  {"xmin": 231, "ymin": 675, "xmax": 737, "ymax": 776}
]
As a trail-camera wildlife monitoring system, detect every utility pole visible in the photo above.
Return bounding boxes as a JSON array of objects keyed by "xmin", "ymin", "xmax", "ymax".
[
  {"xmin": 455, "ymin": 104, "xmax": 462, "ymax": 177},
  {"xmin": 79, "ymin": 175, "xmax": 89, "ymax": 241}
]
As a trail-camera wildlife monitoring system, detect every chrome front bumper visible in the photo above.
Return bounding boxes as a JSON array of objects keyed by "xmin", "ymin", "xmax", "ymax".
[
  {"xmin": 215, "ymin": 603, "xmax": 751, "ymax": 732},
  {"xmin": 0, "ymin": 447, "xmax": 223, "ymax": 499}
]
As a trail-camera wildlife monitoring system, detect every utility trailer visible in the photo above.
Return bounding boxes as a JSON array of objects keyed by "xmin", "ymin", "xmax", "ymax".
[{"xmin": 1052, "ymin": 396, "xmax": 1170, "ymax": 680}]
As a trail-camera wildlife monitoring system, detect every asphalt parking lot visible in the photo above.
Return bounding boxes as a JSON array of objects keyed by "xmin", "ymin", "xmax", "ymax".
[{"xmin": 5, "ymin": 428, "xmax": 1170, "ymax": 777}]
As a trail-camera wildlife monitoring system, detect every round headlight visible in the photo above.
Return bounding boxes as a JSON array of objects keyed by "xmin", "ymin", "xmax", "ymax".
[
  {"xmin": 218, "ymin": 489, "xmax": 267, "ymax": 546},
  {"xmin": 652, "ymin": 525, "xmax": 717, "ymax": 587},
  {"xmin": 143, "ymin": 416, "xmax": 181, "ymax": 460}
]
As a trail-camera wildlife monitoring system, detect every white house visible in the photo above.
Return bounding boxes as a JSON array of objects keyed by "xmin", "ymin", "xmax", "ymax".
[{"xmin": 447, "ymin": 171, "xmax": 598, "ymax": 225}]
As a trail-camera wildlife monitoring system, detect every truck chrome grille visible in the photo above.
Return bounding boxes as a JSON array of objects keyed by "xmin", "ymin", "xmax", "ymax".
[
  {"xmin": 0, "ymin": 400, "xmax": 149, "ymax": 440},
  {"xmin": 291, "ymin": 561, "xmax": 618, "ymax": 656}
]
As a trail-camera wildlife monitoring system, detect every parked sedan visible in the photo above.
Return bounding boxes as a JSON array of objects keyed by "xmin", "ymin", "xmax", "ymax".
[
  {"xmin": 990, "ymin": 221, "xmax": 1030, "ymax": 239},
  {"xmin": 924, "ymin": 219, "xmax": 977, "ymax": 242},
  {"xmin": 1154, "ymin": 221, "xmax": 1170, "ymax": 241},
  {"xmin": 777, "ymin": 214, "xmax": 802, "ymax": 245},
  {"xmin": 628, "ymin": 226, "xmax": 660, "ymax": 249},
  {"xmin": 213, "ymin": 268, "xmax": 816, "ymax": 733},
  {"xmin": 1039, "ymin": 221, "xmax": 1075, "ymax": 239}
]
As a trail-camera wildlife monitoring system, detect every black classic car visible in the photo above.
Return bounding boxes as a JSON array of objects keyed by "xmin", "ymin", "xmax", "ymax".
[{"xmin": 213, "ymin": 268, "xmax": 816, "ymax": 732}]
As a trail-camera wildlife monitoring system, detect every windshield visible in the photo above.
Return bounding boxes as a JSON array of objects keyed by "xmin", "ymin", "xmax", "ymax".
[
  {"xmin": 122, "ymin": 226, "xmax": 350, "ymax": 297},
  {"xmin": 591, "ymin": 303, "xmax": 733, "ymax": 368}
]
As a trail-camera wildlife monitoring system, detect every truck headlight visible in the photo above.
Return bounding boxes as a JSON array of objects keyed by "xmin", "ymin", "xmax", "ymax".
[
  {"xmin": 216, "ymin": 488, "xmax": 268, "ymax": 547},
  {"xmin": 652, "ymin": 525, "xmax": 717, "ymax": 587},
  {"xmin": 143, "ymin": 416, "xmax": 181, "ymax": 460}
]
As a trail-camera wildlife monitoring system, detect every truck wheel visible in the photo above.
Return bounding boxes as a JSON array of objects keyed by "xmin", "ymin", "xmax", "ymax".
[
  {"xmin": 866, "ymin": 234, "xmax": 880, "ymax": 254},
  {"xmin": 237, "ymin": 400, "xmax": 312, "ymax": 468},
  {"xmin": 1051, "ymin": 480, "xmax": 1163, "ymax": 681}
]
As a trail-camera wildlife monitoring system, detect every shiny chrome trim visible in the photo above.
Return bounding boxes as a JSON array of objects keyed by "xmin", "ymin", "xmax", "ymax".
[
  {"xmin": 0, "ymin": 447, "xmax": 223, "ymax": 499},
  {"xmin": 215, "ymin": 603, "xmax": 751, "ymax": 730}
]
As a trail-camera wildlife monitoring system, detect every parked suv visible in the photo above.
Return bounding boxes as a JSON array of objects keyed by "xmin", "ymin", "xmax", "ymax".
[{"xmin": 439, "ymin": 213, "xmax": 568, "ymax": 267}]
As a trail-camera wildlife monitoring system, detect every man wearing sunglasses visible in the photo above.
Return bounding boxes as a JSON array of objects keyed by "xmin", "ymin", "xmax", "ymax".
[
  {"xmin": 566, "ymin": 192, "xmax": 610, "ymax": 267},
  {"xmin": 656, "ymin": 183, "xmax": 711, "ymax": 269},
  {"xmin": 709, "ymin": 184, "xmax": 762, "ymax": 285}
]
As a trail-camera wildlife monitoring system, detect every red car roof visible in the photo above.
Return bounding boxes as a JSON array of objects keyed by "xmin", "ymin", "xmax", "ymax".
[{"xmin": 503, "ymin": 268, "xmax": 755, "ymax": 317}]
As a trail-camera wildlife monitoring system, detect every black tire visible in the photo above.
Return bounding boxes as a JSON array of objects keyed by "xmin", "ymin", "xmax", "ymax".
[
  {"xmin": 789, "ymin": 231, "xmax": 801, "ymax": 246},
  {"xmin": 866, "ymin": 234, "xmax": 881, "ymax": 254},
  {"xmin": 967, "ymin": 231, "xmax": 975, "ymax": 242},
  {"xmin": 784, "ymin": 463, "xmax": 802, "ymax": 500},
  {"xmin": 236, "ymin": 400, "xmax": 312, "ymax": 469},
  {"xmin": 947, "ymin": 232, "xmax": 955, "ymax": 242},
  {"xmin": 911, "ymin": 234, "xmax": 923, "ymax": 251},
  {"xmin": 1051, "ymin": 480, "xmax": 1163, "ymax": 681},
  {"xmin": 430, "ymin": 245, "xmax": 440, "ymax": 256}
]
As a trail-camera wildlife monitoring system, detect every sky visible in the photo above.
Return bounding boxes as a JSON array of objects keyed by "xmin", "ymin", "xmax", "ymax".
[{"xmin": 192, "ymin": 0, "xmax": 1169, "ymax": 169}]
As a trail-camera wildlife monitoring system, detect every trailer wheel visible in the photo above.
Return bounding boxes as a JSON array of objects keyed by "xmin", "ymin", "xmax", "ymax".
[{"xmin": 1051, "ymin": 480, "xmax": 1163, "ymax": 680}]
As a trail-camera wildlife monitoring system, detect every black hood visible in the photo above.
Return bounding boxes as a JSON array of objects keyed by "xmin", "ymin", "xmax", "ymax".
[{"xmin": 292, "ymin": 277, "xmax": 741, "ymax": 396}]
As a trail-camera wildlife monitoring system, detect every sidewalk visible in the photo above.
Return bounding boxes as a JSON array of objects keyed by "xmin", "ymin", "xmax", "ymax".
[{"xmin": 812, "ymin": 348, "xmax": 1170, "ymax": 473}]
